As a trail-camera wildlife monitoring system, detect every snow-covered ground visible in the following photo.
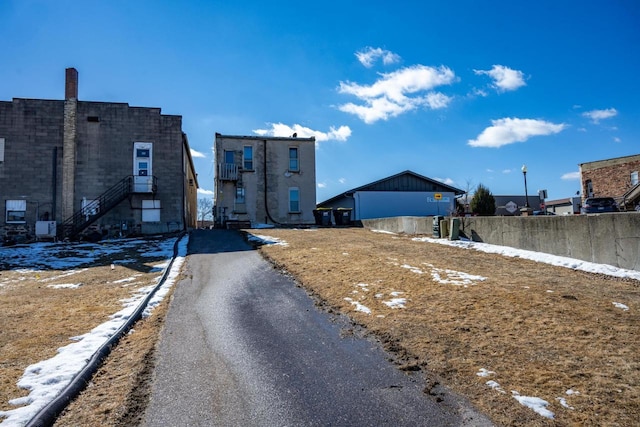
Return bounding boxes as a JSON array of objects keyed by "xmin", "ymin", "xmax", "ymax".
[
  {"xmin": 248, "ymin": 230, "xmax": 638, "ymax": 420},
  {"xmin": 0, "ymin": 236, "xmax": 188, "ymax": 427}
]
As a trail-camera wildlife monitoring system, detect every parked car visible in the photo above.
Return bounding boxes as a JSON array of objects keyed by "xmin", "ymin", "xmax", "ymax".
[
  {"xmin": 533, "ymin": 210, "xmax": 555, "ymax": 216},
  {"xmin": 580, "ymin": 197, "xmax": 619, "ymax": 214}
]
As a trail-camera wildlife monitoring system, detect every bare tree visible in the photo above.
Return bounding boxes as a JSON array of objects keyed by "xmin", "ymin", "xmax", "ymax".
[{"xmin": 197, "ymin": 198, "xmax": 213, "ymax": 228}]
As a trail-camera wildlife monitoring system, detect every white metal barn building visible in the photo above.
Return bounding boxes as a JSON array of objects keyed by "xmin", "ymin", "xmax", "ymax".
[{"xmin": 317, "ymin": 170, "xmax": 465, "ymax": 221}]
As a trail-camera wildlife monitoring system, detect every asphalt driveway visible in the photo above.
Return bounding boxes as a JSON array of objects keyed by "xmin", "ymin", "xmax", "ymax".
[{"xmin": 142, "ymin": 229, "xmax": 493, "ymax": 426}]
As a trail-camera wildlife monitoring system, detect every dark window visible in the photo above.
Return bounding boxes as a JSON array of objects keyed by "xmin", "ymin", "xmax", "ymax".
[
  {"xmin": 137, "ymin": 149, "xmax": 150, "ymax": 158},
  {"xmin": 87, "ymin": 116, "xmax": 100, "ymax": 122},
  {"xmin": 243, "ymin": 146, "xmax": 253, "ymax": 170},
  {"xmin": 289, "ymin": 147, "xmax": 299, "ymax": 171}
]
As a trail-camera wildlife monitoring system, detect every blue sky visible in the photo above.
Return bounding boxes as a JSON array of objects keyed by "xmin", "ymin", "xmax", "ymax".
[{"xmin": 1, "ymin": 0, "xmax": 638, "ymax": 203}]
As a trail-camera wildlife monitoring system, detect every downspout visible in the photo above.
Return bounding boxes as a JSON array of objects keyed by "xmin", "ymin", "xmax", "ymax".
[
  {"xmin": 263, "ymin": 139, "xmax": 283, "ymax": 225},
  {"xmin": 52, "ymin": 147, "xmax": 57, "ymax": 221}
]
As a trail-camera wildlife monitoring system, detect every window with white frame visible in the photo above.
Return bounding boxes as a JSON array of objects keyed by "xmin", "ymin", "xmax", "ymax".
[
  {"xmin": 6, "ymin": 200, "xmax": 26, "ymax": 223},
  {"xmin": 243, "ymin": 146, "xmax": 253, "ymax": 170},
  {"xmin": 0, "ymin": 138, "xmax": 5, "ymax": 162},
  {"xmin": 289, "ymin": 147, "xmax": 299, "ymax": 172},
  {"xmin": 631, "ymin": 171, "xmax": 639, "ymax": 186},
  {"xmin": 142, "ymin": 200, "xmax": 161, "ymax": 222},
  {"xmin": 289, "ymin": 187, "xmax": 300, "ymax": 212}
]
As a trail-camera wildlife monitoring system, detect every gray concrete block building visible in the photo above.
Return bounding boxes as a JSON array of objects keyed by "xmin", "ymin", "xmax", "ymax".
[
  {"xmin": 214, "ymin": 133, "xmax": 316, "ymax": 227},
  {"xmin": 0, "ymin": 68, "xmax": 198, "ymax": 241}
]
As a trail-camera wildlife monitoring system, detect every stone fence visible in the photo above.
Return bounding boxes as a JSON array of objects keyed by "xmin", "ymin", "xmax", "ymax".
[{"xmin": 362, "ymin": 213, "xmax": 640, "ymax": 271}]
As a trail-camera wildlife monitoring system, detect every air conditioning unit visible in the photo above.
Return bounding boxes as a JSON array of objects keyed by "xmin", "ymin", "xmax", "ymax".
[{"xmin": 36, "ymin": 221, "xmax": 57, "ymax": 238}]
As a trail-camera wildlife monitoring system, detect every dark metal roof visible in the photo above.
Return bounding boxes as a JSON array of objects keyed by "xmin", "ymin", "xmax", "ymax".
[{"xmin": 318, "ymin": 170, "xmax": 465, "ymax": 206}]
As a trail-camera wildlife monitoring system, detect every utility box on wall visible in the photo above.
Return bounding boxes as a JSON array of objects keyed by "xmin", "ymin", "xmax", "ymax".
[{"xmin": 35, "ymin": 221, "xmax": 57, "ymax": 239}]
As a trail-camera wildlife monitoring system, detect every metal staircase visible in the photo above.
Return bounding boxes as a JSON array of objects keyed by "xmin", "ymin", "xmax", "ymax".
[{"xmin": 58, "ymin": 175, "xmax": 157, "ymax": 239}]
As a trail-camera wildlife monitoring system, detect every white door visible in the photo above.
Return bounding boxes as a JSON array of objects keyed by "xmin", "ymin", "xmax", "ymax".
[{"xmin": 133, "ymin": 142, "xmax": 153, "ymax": 193}]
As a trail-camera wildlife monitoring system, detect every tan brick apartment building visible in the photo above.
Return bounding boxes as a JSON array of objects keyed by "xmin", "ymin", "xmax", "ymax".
[
  {"xmin": 580, "ymin": 153, "xmax": 640, "ymax": 210},
  {"xmin": 214, "ymin": 134, "xmax": 316, "ymax": 227}
]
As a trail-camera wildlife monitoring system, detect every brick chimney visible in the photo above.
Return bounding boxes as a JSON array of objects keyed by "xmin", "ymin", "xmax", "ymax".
[
  {"xmin": 65, "ymin": 68, "xmax": 78, "ymax": 100},
  {"xmin": 62, "ymin": 68, "xmax": 78, "ymax": 225}
]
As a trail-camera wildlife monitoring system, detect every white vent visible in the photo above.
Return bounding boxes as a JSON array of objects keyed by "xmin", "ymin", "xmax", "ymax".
[{"xmin": 36, "ymin": 221, "xmax": 57, "ymax": 238}]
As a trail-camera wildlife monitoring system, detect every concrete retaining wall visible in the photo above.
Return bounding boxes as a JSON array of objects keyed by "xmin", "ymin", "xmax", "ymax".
[{"xmin": 362, "ymin": 213, "xmax": 640, "ymax": 271}]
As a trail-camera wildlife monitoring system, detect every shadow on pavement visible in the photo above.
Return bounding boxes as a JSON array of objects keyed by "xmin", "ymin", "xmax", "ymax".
[{"xmin": 187, "ymin": 228, "xmax": 256, "ymax": 255}]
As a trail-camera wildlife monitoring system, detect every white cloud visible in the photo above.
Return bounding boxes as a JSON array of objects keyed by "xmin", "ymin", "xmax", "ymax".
[
  {"xmin": 338, "ymin": 65, "xmax": 456, "ymax": 124},
  {"xmin": 253, "ymin": 123, "xmax": 351, "ymax": 142},
  {"xmin": 474, "ymin": 65, "xmax": 526, "ymax": 92},
  {"xmin": 561, "ymin": 172, "xmax": 580, "ymax": 180},
  {"xmin": 613, "ymin": 137, "xmax": 621, "ymax": 142},
  {"xmin": 435, "ymin": 177, "xmax": 455, "ymax": 186},
  {"xmin": 502, "ymin": 169, "xmax": 512, "ymax": 174},
  {"xmin": 190, "ymin": 149, "xmax": 206, "ymax": 158},
  {"xmin": 582, "ymin": 108, "xmax": 617, "ymax": 123},
  {"xmin": 338, "ymin": 178, "xmax": 347, "ymax": 184},
  {"xmin": 355, "ymin": 47, "xmax": 401, "ymax": 68},
  {"xmin": 197, "ymin": 188, "xmax": 214, "ymax": 196},
  {"xmin": 468, "ymin": 118, "xmax": 567, "ymax": 148},
  {"xmin": 317, "ymin": 182, "xmax": 327, "ymax": 188}
]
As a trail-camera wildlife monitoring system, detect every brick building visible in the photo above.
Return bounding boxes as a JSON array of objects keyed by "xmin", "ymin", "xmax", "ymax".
[
  {"xmin": 579, "ymin": 154, "xmax": 640, "ymax": 210},
  {"xmin": 0, "ymin": 68, "xmax": 198, "ymax": 241},
  {"xmin": 214, "ymin": 134, "xmax": 316, "ymax": 227}
]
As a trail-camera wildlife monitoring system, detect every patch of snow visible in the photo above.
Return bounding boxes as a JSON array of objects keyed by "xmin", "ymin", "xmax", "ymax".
[
  {"xmin": 112, "ymin": 276, "xmax": 139, "ymax": 284},
  {"xmin": 477, "ymin": 368, "xmax": 495, "ymax": 377},
  {"xmin": 372, "ymin": 229, "xmax": 397, "ymax": 235},
  {"xmin": 486, "ymin": 380, "xmax": 505, "ymax": 393},
  {"xmin": 40, "ymin": 269, "xmax": 88, "ymax": 282},
  {"xmin": 425, "ymin": 263, "xmax": 486, "ymax": 286},
  {"xmin": 355, "ymin": 283, "xmax": 369, "ymax": 291},
  {"xmin": 612, "ymin": 302, "xmax": 629, "ymax": 311},
  {"xmin": 252, "ymin": 223, "xmax": 275, "ymax": 229},
  {"xmin": 344, "ymin": 297, "xmax": 371, "ymax": 314},
  {"xmin": 46, "ymin": 283, "xmax": 83, "ymax": 289},
  {"xmin": 401, "ymin": 264, "xmax": 424, "ymax": 274},
  {"xmin": 412, "ymin": 236, "xmax": 640, "ymax": 281},
  {"xmin": 511, "ymin": 391, "xmax": 554, "ymax": 419},
  {"xmin": 246, "ymin": 233, "xmax": 289, "ymax": 246},
  {"xmin": 383, "ymin": 298, "xmax": 406, "ymax": 309},
  {"xmin": 0, "ymin": 236, "xmax": 185, "ymax": 426},
  {"xmin": 556, "ymin": 397, "xmax": 574, "ymax": 410},
  {"xmin": 566, "ymin": 389, "xmax": 580, "ymax": 396}
]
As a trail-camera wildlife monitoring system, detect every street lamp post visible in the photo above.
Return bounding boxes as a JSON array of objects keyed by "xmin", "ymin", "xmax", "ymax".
[{"xmin": 521, "ymin": 164, "xmax": 530, "ymax": 209}]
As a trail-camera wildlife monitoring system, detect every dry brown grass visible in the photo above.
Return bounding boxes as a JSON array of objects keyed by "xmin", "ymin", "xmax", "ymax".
[
  {"xmin": 53, "ymin": 287, "xmax": 174, "ymax": 426},
  {"xmin": 2, "ymin": 229, "xmax": 639, "ymax": 426},
  {"xmin": 0, "ymin": 237, "xmax": 177, "ymax": 425},
  {"xmin": 255, "ymin": 228, "xmax": 640, "ymax": 427}
]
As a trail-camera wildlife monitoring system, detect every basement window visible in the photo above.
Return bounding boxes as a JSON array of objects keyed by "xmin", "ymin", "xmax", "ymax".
[
  {"xmin": 6, "ymin": 200, "xmax": 26, "ymax": 223},
  {"xmin": 87, "ymin": 116, "xmax": 100, "ymax": 122}
]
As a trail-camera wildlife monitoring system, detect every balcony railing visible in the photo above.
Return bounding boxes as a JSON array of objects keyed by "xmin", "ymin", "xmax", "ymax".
[{"xmin": 218, "ymin": 163, "xmax": 239, "ymax": 181}]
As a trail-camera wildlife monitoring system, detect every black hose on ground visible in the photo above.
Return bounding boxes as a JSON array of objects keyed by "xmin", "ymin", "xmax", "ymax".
[{"xmin": 26, "ymin": 232, "xmax": 187, "ymax": 427}]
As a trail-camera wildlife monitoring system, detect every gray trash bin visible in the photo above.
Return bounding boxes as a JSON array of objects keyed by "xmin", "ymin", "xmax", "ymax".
[{"xmin": 433, "ymin": 215, "xmax": 444, "ymax": 238}]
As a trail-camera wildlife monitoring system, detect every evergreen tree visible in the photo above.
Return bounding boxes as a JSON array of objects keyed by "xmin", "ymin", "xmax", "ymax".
[{"xmin": 470, "ymin": 183, "xmax": 496, "ymax": 216}]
